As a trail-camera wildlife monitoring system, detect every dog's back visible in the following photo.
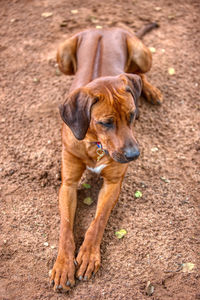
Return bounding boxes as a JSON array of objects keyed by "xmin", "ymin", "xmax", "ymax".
[{"xmin": 76, "ymin": 28, "xmax": 129, "ymax": 77}]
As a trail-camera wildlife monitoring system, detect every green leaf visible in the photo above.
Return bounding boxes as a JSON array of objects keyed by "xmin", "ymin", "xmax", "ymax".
[
  {"xmin": 135, "ymin": 190, "xmax": 142, "ymax": 198},
  {"xmin": 83, "ymin": 197, "xmax": 93, "ymax": 205},
  {"xmin": 82, "ymin": 183, "xmax": 91, "ymax": 189},
  {"xmin": 115, "ymin": 229, "xmax": 127, "ymax": 239}
]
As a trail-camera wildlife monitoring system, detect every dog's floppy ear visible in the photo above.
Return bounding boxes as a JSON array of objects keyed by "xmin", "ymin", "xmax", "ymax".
[
  {"xmin": 124, "ymin": 73, "xmax": 142, "ymax": 101},
  {"xmin": 123, "ymin": 73, "xmax": 142, "ymax": 118},
  {"xmin": 59, "ymin": 89, "xmax": 99, "ymax": 140}
]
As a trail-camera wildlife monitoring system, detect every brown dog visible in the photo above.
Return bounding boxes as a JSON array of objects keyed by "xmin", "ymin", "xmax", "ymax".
[{"xmin": 50, "ymin": 25, "xmax": 162, "ymax": 291}]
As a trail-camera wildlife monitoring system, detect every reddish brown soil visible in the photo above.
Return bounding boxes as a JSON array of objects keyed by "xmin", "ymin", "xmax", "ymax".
[{"xmin": 0, "ymin": 0, "xmax": 200, "ymax": 299}]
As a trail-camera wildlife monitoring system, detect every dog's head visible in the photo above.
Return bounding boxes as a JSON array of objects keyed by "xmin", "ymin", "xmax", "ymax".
[{"xmin": 59, "ymin": 73, "xmax": 142, "ymax": 163}]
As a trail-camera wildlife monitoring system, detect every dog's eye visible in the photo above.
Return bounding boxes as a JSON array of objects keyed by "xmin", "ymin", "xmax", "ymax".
[
  {"xmin": 97, "ymin": 119, "xmax": 114, "ymax": 129},
  {"xmin": 129, "ymin": 112, "xmax": 136, "ymax": 124}
]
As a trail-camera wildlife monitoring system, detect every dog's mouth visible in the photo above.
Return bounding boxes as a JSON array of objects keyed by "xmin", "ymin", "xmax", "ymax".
[
  {"xmin": 96, "ymin": 142, "xmax": 140, "ymax": 164},
  {"xmin": 111, "ymin": 150, "xmax": 140, "ymax": 164}
]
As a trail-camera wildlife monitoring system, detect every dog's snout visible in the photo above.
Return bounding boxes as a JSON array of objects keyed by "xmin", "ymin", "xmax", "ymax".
[{"xmin": 124, "ymin": 147, "xmax": 140, "ymax": 161}]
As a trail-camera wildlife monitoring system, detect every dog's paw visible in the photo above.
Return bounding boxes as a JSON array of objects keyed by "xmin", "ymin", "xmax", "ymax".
[
  {"xmin": 50, "ymin": 253, "xmax": 75, "ymax": 292},
  {"xmin": 76, "ymin": 244, "xmax": 100, "ymax": 281},
  {"xmin": 144, "ymin": 86, "xmax": 163, "ymax": 105}
]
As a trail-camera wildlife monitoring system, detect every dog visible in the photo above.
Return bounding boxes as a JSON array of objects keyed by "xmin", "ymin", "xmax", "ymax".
[{"xmin": 50, "ymin": 24, "xmax": 163, "ymax": 292}]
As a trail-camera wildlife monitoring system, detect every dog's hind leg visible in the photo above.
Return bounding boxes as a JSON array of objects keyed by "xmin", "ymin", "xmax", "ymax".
[
  {"xmin": 139, "ymin": 73, "xmax": 163, "ymax": 104},
  {"xmin": 125, "ymin": 35, "xmax": 163, "ymax": 104}
]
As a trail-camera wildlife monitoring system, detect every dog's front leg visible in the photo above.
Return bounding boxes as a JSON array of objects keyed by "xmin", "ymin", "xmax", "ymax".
[
  {"xmin": 76, "ymin": 175, "xmax": 125, "ymax": 281},
  {"xmin": 50, "ymin": 150, "xmax": 85, "ymax": 291}
]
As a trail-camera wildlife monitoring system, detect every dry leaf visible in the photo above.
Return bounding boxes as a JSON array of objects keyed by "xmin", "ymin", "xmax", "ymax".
[
  {"xmin": 41, "ymin": 12, "xmax": 53, "ymax": 18},
  {"xmin": 90, "ymin": 17, "xmax": 98, "ymax": 24},
  {"xmin": 155, "ymin": 7, "xmax": 162, "ymax": 11},
  {"xmin": 151, "ymin": 147, "xmax": 159, "ymax": 152},
  {"xmin": 168, "ymin": 15, "xmax": 176, "ymax": 20},
  {"xmin": 146, "ymin": 281, "xmax": 154, "ymax": 296},
  {"xmin": 160, "ymin": 177, "xmax": 170, "ymax": 183},
  {"xmin": 60, "ymin": 20, "xmax": 68, "ymax": 27},
  {"xmin": 55, "ymin": 68, "xmax": 61, "ymax": 76},
  {"xmin": 182, "ymin": 263, "xmax": 195, "ymax": 273},
  {"xmin": 33, "ymin": 77, "xmax": 40, "ymax": 83},
  {"xmin": 71, "ymin": 9, "xmax": 78, "ymax": 14}
]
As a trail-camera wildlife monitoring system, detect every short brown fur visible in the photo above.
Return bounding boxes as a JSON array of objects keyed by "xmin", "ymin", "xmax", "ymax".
[{"xmin": 50, "ymin": 27, "xmax": 162, "ymax": 291}]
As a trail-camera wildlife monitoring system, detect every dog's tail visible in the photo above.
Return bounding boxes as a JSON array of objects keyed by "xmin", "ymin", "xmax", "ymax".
[{"xmin": 136, "ymin": 22, "xmax": 159, "ymax": 39}]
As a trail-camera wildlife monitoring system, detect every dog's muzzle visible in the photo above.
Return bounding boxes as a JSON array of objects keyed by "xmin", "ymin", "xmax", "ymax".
[{"xmin": 111, "ymin": 146, "xmax": 140, "ymax": 163}]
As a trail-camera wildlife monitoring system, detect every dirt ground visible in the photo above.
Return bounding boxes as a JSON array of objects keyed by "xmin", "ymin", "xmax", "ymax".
[{"xmin": 0, "ymin": 0, "xmax": 200, "ymax": 299}]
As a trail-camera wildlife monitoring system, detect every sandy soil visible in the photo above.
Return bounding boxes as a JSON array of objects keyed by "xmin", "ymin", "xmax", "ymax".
[{"xmin": 0, "ymin": 0, "xmax": 200, "ymax": 299}]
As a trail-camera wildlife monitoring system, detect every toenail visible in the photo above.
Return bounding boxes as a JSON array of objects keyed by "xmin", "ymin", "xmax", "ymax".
[
  {"xmin": 84, "ymin": 276, "xmax": 88, "ymax": 281},
  {"xmin": 66, "ymin": 280, "xmax": 70, "ymax": 286},
  {"xmin": 58, "ymin": 285, "xmax": 62, "ymax": 289},
  {"xmin": 79, "ymin": 275, "xmax": 83, "ymax": 281},
  {"xmin": 74, "ymin": 260, "xmax": 78, "ymax": 266}
]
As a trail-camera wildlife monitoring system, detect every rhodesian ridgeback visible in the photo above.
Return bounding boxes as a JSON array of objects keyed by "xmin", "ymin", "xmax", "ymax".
[{"xmin": 50, "ymin": 24, "xmax": 162, "ymax": 291}]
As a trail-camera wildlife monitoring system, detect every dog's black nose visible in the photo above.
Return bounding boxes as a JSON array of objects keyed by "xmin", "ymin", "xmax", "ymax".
[{"xmin": 124, "ymin": 147, "xmax": 140, "ymax": 161}]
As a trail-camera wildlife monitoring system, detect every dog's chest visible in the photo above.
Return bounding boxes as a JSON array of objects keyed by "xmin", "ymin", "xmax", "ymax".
[{"xmin": 87, "ymin": 164, "xmax": 107, "ymax": 174}]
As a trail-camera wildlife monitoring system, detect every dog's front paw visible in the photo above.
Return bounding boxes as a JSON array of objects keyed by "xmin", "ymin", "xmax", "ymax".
[
  {"xmin": 144, "ymin": 86, "xmax": 163, "ymax": 105},
  {"xmin": 50, "ymin": 252, "xmax": 75, "ymax": 292},
  {"xmin": 76, "ymin": 243, "xmax": 100, "ymax": 281}
]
